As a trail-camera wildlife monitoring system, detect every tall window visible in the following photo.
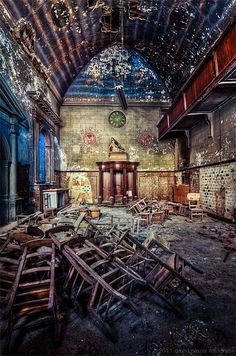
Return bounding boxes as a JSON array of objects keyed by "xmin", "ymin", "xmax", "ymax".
[{"xmin": 38, "ymin": 131, "xmax": 46, "ymax": 182}]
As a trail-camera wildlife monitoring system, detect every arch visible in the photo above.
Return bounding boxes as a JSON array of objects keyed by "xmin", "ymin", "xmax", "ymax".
[{"xmin": 64, "ymin": 45, "xmax": 170, "ymax": 101}]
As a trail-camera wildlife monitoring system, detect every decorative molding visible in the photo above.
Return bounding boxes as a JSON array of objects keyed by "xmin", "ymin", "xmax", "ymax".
[
  {"xmin": 0, "ymin": 76, "xmax": 29, "ymax": 126},
  {"xmin": 28, "ymin": 91, "xmax": 62, "ymax": 126},
  {"xmin": 12, "ymin": 20, "xmax": 50, "ymax": 83},
  {"xmin": 204, "ymin": 113, "xmax": 214, "ymax": 139},
  {"xmin": 63, "ymin": 96, "xmax": 171, "ymax": 107}
]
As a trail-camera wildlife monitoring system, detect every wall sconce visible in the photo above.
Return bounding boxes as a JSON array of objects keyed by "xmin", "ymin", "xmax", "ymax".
[{"xmin": 116, "ymin": 85, "xmax": 128, "ymax": 110}]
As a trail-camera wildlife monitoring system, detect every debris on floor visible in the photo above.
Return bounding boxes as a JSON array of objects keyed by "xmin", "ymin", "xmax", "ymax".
[
  {"xmin": 0, "ymin": 205, "xmax": 204, "ymax": 351},
  {"xmin": 0, "ymin": 206, "xmax": 235, "ymax": 355}
]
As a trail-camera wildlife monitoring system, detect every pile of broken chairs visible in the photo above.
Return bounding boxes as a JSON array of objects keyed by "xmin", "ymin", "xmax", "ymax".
[
  {"xmin": 128, "ymin": 198, "xmax": 169, "ymax": 232},
  {"xmin": 0, "ymin": 206, "xmax": 205, "ymax": 350}
]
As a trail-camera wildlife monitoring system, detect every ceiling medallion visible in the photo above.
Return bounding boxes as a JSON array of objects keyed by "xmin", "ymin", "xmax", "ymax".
[
  {"xmin": 108, "ymin": 111, "xmax": 126, "ymax": 128},
  {"xmin": 138, "ymin": 131, "xmax": 154, "ymax": 147}
]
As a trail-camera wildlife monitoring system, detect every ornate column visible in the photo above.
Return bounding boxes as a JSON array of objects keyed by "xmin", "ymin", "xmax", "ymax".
[
  {"xmin": 9, "ymin": 119, "xmax": 18, "ymax": 220},
  {"xmin": 122, "ymin": 165, "xmax": 127, "ymax": 205},
  {"xmin": 9, "ymin": 121, "xmax": 17, "ymax": 196},
  {"xmin": 98, "ymin": 165, "xmax": 103, "ymax": 204},
  {"xmin": 0, "ymin": 162, "xmax": 10, "ymax": 225},
  {"xmin": 110, "ymin": 167, "xmax": 114, "ymax": 205},
  {"xmin": 133, "ymin": 167, "xmax": 138, "ymax": 200}
]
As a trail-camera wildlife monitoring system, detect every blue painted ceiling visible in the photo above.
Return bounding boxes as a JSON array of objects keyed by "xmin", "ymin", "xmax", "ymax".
[{"xmin": 65, "ymin": 45, "xmax": 170, "ymax": 100}]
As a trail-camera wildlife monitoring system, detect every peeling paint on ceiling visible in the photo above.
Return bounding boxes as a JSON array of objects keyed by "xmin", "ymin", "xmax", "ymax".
[
  {"xmin": 1, "ymin": 0, "xmax": 236, "ymax": 99},
  {"xmin": 65, "ymin": 45, "xmax": 170, "ymax": 101}
]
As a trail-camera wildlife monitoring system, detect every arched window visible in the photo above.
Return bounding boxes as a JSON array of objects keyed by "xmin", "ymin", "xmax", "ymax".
[
  {"xmin": 38, "ymin": 129, "xmax": 53, "ymax": 183},
  {"xmin": 38, "ymin": 131, "xmax": 46, "ymax": 182}
]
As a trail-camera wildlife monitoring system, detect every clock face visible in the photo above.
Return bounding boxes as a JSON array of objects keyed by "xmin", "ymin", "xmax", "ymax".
[{"xmin": 108, "ymin": 111, "xmax": 126, "ymax": 128}]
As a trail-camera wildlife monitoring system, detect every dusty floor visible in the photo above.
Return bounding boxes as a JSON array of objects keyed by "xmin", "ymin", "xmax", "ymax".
[{"xmin": 2, "ymin": 208, "xmax": 236, "ymax": 356}]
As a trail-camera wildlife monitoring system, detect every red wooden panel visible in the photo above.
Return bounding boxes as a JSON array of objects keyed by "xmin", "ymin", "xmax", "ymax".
[
  {"xmin": 157, "ymin": 115, "xmax": 168, "ymax": 137},
  {"xmin": 216, "ymin": 22, "xmax": 236, "ymax": 74},
  {"xmin": 194, "ymin": 57, "xmax": 215, "ymax": 97},
  {"xmin": 185, "ymin": 57, "xmax": 215, "ymax": 107},
  {"xmin": 173, "ymin": 184, "xmax": 190, "ymax": 204},
  {"xmin": 169, "ymin": 98, "xmax": 185, "ymax": 124},
  {"xmin": 185, "ymin": 81, "xmax": 196, "ymax": 107}
]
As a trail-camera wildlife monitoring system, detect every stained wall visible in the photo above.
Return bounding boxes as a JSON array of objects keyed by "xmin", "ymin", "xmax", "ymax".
[
  {"xmin": 60, "ymin": 105, "xmax": 175, "ymax": 171},
  {"xmin": 59, "ymin": 104, "xmax": 176, "ymax": 202},
  {"xmin": 176, "ymin": 98, "xmax": 236, "ymax": 220},
  {"xmin": 0, "ymin": 23, "xmax": 59, "ymax": 116},
  {"xmin": 0, "ymin": 16, "xmax": 61, "ymax": 220}
]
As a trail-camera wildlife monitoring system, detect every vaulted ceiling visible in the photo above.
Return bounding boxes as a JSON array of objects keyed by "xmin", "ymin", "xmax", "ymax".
[{"xmin": 2, "ymin": 0, "xmax": 236, "ymax": 99}]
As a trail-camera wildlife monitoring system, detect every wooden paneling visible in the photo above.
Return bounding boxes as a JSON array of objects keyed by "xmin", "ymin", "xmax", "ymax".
[
  {"xmin": 169, "ymin": 98, "xmax": 185, "ymax": 124},
  {"xmin": 138, "ymin": 172, "xmax": 175, "ymax": 200},
  {"xmin": 185, "ymin": 57, "xmax": 215, "ymax": 107},
  {"xmin": 157, "ymin": 21, "xmax": 236, "ymax": 140},
  {"xmin": 194, "ymin": 58, "xmax": 215, "ymax": 98},
  {"xmin": 158, "ymin": 176, "xmax": 170, "ymax": 200},
  {"xmin": 185, "ymin": 84, "xmax": 195, "ymax": 109},
  {"xmin": 97, "ymin": 161, "xmax": 139, "ymax": 204},
  {"xmin": 216, "ymin": 22, "xmax": 236, "ymax": 74},
  {"xmin": 138, "ymin": 174, "xmax": 159, "ymax": 199},
  {"xmin": 102, "ymin": 172, "xmax": 110, "ymax": 202},
  {"xmin": 173, "ymin": 184, "xmax": 190, "ymax": 204},
  {"xmin": 157, "ymin": 115, "xmax": 169, "ymax": 137},
  {"xmin": 190, "ymin": 169, "xmax": 200, "ymax": 193}
]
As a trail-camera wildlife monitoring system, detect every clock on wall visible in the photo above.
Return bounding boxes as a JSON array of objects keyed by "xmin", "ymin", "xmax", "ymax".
[{"xmin": 108, "ymin": 111, "xmax": 126, "ymax": 128}]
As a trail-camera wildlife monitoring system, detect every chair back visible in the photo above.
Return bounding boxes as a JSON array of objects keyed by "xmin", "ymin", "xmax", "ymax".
[{"xmin": 187, "ymin": 193, "xmax": 201, "ymax": 209}]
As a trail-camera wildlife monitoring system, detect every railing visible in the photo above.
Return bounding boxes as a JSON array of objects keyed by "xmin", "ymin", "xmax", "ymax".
[{"xmin": 157, "ymin": 20, "xmax": 236, "ymax": 139}]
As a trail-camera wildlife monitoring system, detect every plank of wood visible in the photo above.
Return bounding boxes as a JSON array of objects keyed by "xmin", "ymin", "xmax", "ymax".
[{"xmin": 74, "ymin": 212, "xmax": 86, "ymax": 232}]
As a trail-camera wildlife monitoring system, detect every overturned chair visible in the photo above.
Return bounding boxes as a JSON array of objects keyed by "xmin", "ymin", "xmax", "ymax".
[
  {"xmin": 50, "ymin": 232, "xmax": 145, "ymax": 341},
  {"xmin": 0, "ymin": 238, "xmax": 61, "ymax": 351},
  {"xmin": 94, "ymin": 231, "xmax": 205, "ymax": 316}
]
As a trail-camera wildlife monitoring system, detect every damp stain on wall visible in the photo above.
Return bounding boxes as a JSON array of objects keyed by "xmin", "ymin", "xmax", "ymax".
[
  {"xmin": 66, "ymin": 173, "xmax": 93, "ymax": 204},
  {"xmin": 60, "ymin": 105, "xmax": 175, "ymax": 171}
]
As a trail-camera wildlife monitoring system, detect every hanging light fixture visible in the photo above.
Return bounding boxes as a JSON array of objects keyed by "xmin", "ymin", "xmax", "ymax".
[
  {"xmin": 116, "ymin": 0, "xmax": 128, "ymax": 110},
  {"xmin": 116, "ymin": 84, "xmax": 128, "ymax": 110}
]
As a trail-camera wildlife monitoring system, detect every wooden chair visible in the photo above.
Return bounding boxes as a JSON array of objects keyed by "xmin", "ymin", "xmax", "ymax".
[
  {"xmin": 1, "ymin": 239, "xmax": 61, "ymax": 351},
  {"xmin": 128, "ymin": 198, "xmax": 148, "ymax": 214},
  {"xmin": 187, "ymin": 193, "xmax": 204, "ymax": 220}
]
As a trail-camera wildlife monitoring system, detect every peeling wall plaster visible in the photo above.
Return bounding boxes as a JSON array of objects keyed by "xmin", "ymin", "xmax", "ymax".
[
  {"xmin": 0, "ymin": 28, "xmax": 58, "ymax": 115},
  {"xmin": 64, "ymin": 45, "xmax": 170, "ymax": 102},
  {"xmin": 2, "ymin": 0, "xmax": 235, "ymax": 97},
  {"xmin": 66, "ymin": 172, "xmax": 93, "ymax": 205},
  {"xmin": 189, "ymin": 98, "xmax": 236, "ymax": 167},
  {"xmin": 175, "ymin": 98, "xmax": 236, "ymax": 170}
]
